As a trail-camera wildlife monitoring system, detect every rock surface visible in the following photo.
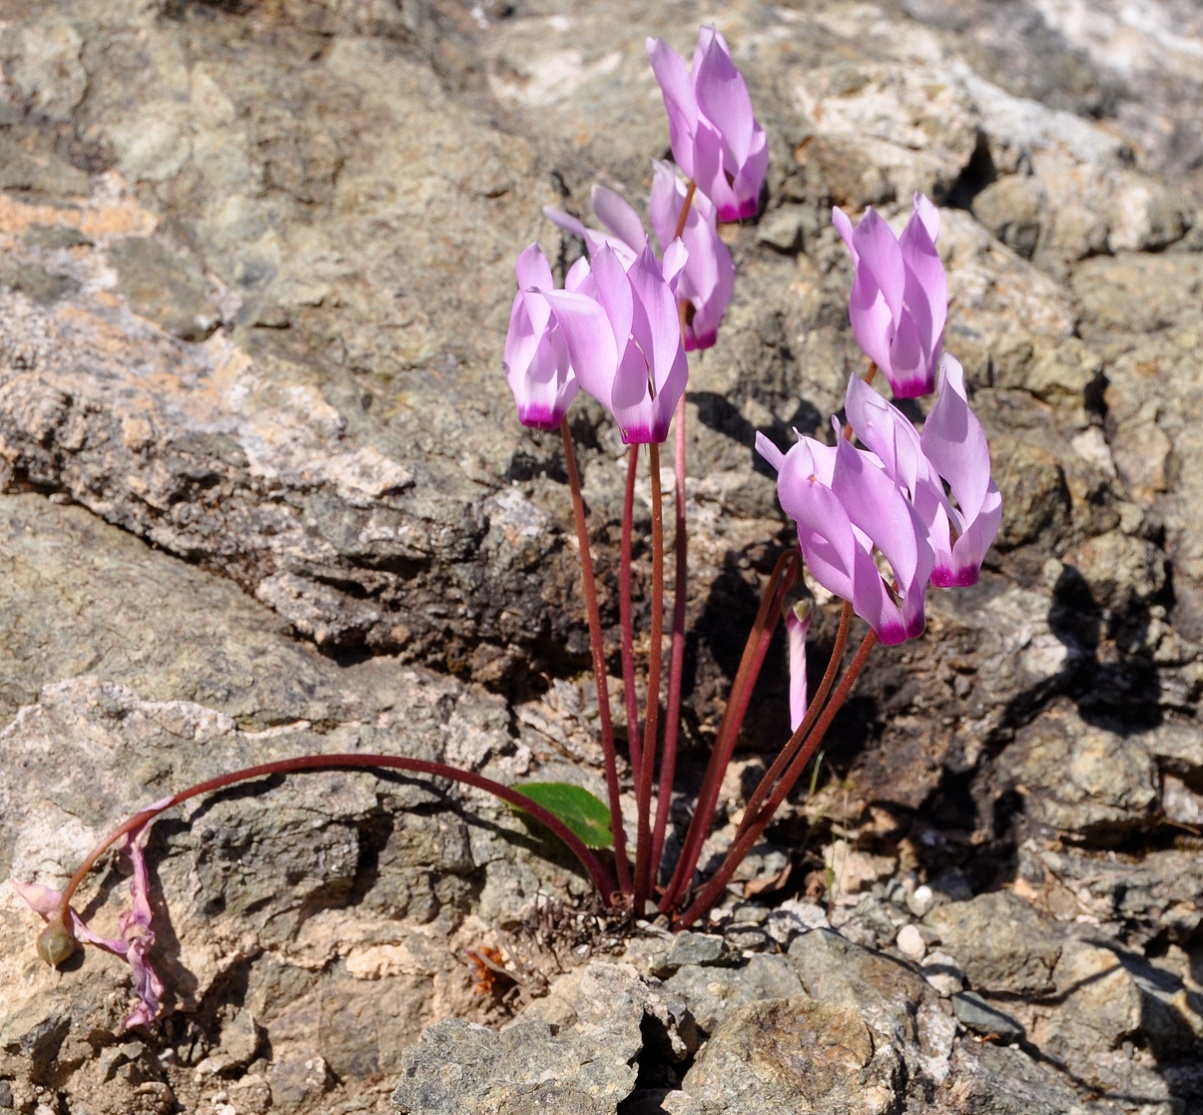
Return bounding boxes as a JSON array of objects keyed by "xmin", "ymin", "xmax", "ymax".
[{"xmin": 0, "ymin": 0, "xmax": 1201, "ymax": 1113}]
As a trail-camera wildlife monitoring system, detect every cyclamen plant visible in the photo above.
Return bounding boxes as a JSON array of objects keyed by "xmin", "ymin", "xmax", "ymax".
[{"xmin": 16, "ymin": 26, "xmax": 1000, "ymax": 1031}]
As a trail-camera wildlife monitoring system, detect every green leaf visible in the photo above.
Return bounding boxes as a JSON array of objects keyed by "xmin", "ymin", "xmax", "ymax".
[{"xmin": 511, "ymin": 782, "xmax": 614, "ymax": 849}]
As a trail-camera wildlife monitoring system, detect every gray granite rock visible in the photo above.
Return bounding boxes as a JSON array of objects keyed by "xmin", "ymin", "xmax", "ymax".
[{"xmin": 925, "ymin": 892, "xmax": 1062, "ymax": 996}]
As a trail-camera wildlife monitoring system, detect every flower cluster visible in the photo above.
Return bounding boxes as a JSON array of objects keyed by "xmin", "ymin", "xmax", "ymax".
[
  {"xmin": 758, "ymin": 195, "xmax": 1000, "ymax": 659},
  {"xmin": 503, "ymin": 27, "xmax": 767, "ymax": 444},
  {"xmin": 757, "ymin": 354, "xmax": 1001, "ymax": 646}
]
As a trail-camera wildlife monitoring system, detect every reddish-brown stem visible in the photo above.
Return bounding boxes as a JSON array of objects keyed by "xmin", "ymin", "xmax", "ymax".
[
  {"xmin": 620, "ymin": 444, "xmax": 641, "ymax": 778},
  {"xmin": 673, "ymin": 629, "xmax": 877, "ymax": 929},
  {"xmin": 650, "ymin": 395, "xmax": 689, "ymax": 880},
  {"xmin": 735, "ymin": 601, "xmax": 853, "ymax": 840},
  {"xmin": 561, "ymin": 419, "xmax": 630, "ymax": 893},
  {"xmin": 672, "ymin": 180, "xmax": 697, "ymax": 241},
  {"xmin": 659, "ymin": 549, "xmax": 801, "ymax": 913},
  {"xmin": 50, "ymin": 753, "xmax": 616, "ymax": 936},
  {"xmin": 633, "ymin": 442, "xmax": 666, "ymax": 913}
]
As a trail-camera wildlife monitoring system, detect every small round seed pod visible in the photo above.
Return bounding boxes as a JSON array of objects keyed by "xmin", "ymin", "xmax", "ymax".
[{"xmin": 37, "ymin": 920, "xmax": 77, "ymax": 967}]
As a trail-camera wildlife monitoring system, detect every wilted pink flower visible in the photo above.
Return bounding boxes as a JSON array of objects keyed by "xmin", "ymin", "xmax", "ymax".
[
  {"xmin": 844, "ymin": 357, "xmax": 1001, "ymax": 587},
  {"xmin": 756, "ymin": 424, "xmax": 933, "ymax": 644},
  {"xmin": 548, "ymin": 174, "xmax": 735, "ymax": 352},
  {"xmin": 542, "ymin": 239, "xmax": 689, "ymax": 444},
  {"xmin": 15, "ymin": 819, "xmax": 165, "ymax": 1029},
  {"xmin": 647, "ymin": 27, "xmax": 768, "ymax": 222},
  {"xmin": 503, "ymin": 243, "xmax": 585, "ymax": 430},
  {"xmin": 833, "ymin": 194, "xmax": 947, "ymax": 398}
]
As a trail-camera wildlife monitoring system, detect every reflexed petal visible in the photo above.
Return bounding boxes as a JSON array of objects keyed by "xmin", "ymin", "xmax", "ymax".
[
  {"xmin": 514, "ymin": 241, "xmax": 553, "ymax": 297},
  {"xmin": 899, "ymin": 210, "xmax": 946, "ymax": 386},
  {"xmin": 628, "ymin": 242, "xmax": 683, "ymax": 387},
  {"xmin": 544, "ymin": 205, "xmax": 635, "ymax": 264},
  {"xmin": 911, "ymin": 191, "xmax": 941, "ymax": 243},
  {"xmin": 123, "ymin": 935, "xmax": 165, "ymax": 1029},
  {"xmin": 691, "ymin": 115, "xmax": 735, "ymax": 218},
  {"xmin": 646, "ymin": 37, "xmax": 698, "ymax": 177},
  {"xmin": 649, "ymin": 160, "xmax": 684, "ymax": 252},
  {"xmin": 652, "ymin": 162, "xmax": 734, "ymax": 350},
  {"xmin": 831, "ymin": 432, "xmax": 933, "ymax": 639},
  {"xmin": 845, "ymin": 374, "xmax": 925, "ymax": 494},
  {"xmin": 885, "ymin": 311, "xmax": 932, "ymax": 398},
  {"xmin": 610, "ymin": 350, "xmax": 661, "ymax": 443},
  {"xmin": 832, "ymin": 206, "xmax": 858, "ymax": 261},
  {"xmin": 754, "ymin": 430, "xmax": 785, "ymax": 473},
  {"xmin": 14, "ymin": 881, "xmax": 65, "ymax": 917},
  {"xmin": 948, "ymin": 489, "xmax": 1002, "ymax": 586},
  {"xmin": 591, "ymin": 184, "xmax": 647, "ymax": 254},
  {"xmin": 541, "ymin": 289, "xmax": 618, "ymax": 406},
  {"xmin": 729, "ymin": 128, "xmax": 768, "ymax": 219},
  {"xmin": 504, "ymin": 249, "xmax": 578, "ymax": 430},
  {"xmin": 921, "ymin": 355, "xmax": 1001, "ymax": 584},
  {"xmin": 693, "ymin": 27, "xmax": 755, "ymax": 163},
  {"xmin": 847, "ymin": 267, "xmax": 896, "ymax": 373},
  {"xmin": 589, "ymin": 243, "xmax": 635, "ymax": 348},
  {"xmin": 661, "ymin": 236, "xmax": 689, "ymax": 288},
  {"xmin": 565, "ymin": 256, "xmax": 592, "ymax": 292},
  {"xmin": 850, "ymin": 209, "xmax": 905, "ymax": 320},
  {"xmin": 921, "ymin": 356, "xmax": 992, "ymax": 520},
  {"xmin": 845, "ymin": 374, "xmax": 958, "ymax": 578}
]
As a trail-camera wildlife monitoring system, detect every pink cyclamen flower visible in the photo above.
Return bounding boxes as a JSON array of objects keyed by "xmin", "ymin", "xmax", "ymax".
[
  {"xmin": 647, "ymin": 27, "xmax": 768, "ymax": 222},
  {"xmin": 542, "ymin": 239, "xmax": 689, "ymax": 444},
  {"xmin": 503, "ymin": 243, "xmax": 585, "ymax": 430},
  {"xmin": 548, "ymin": 174, "xmax": 735, "ymax": 352},
  {"xmin": 844, "ymin": 356, "xmax": 1001, "ymax": 587},
  {"xmin": 833, "ymin": 194, "xmax": 947, "ymax": 398},
  {"xmin": 649, "ymin": 162, "xmax": 735, "ymax": 350},
  {"xmin": 756, "ymin": 424, "xmax": 934, "ymax": 645}
]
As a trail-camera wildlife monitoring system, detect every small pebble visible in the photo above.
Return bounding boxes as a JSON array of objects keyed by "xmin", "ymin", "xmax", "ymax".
[
  {"xmin": 896, "ymin": 923, "xmax": 926, "ymax": 962},
  {"xmin": 907, "ymin": 884, "xmax": 934, "ymax": 918},
  {"xmin": 922, "ymin": 951, "xmax": 966, "ymax": 997}
]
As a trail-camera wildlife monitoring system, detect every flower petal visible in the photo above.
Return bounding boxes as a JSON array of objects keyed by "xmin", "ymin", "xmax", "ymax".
[
  {"xmin": 693, "ymin": 27, "xmax": 755, "ymax": 164},
  {"xmin": 921, "ymin": 354, "xmax": 1002, "ymax": 585},
  {"xmin": 541, "ymin": 288, "xmax": 618, "ymax": 408},
  {"xmin": 646, "ymin": 37, "xmax": 698, "ymax": 178},
  {"xmin": 591, "ymin": 184, "xmax": 647, "ymax": 254},
  {"xmin": 850, "ymin": 208, "xmax": 905, "ymax": 320}
]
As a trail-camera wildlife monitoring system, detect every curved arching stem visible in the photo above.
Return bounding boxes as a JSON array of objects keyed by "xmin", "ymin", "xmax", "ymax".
[{"xmin": 42, "ymin": 753, "xmax": 617, "ymax": 958}]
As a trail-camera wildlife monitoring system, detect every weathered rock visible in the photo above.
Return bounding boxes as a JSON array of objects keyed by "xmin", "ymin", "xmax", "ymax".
[
  {"xmin": 391, "ymin": 962, "xmax": 685, "ymax": 1114},
  {"xmin": 999, "ymin": 700, "xmax": 1160, "ymax": 841},
  {"xmin": 665, "ymin": 997, "xmax": 902, "ymax": 1115},
  {"xmin": 664, "ymin": 953, "xmax": 805, "ymax": 1036},
  {"xmin": 925, "ymin": 892, "xmax": 1062, "ymax": 995}
]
